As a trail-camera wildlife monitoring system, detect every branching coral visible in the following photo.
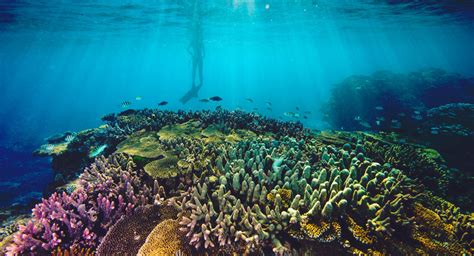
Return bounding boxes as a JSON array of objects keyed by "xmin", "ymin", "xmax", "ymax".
[
  {"xmin": 5, "ymin": 154, "xmax": 165, "ymax": 255},
  {"xmin": 176, "ymin": 137, "xmax": 416, "ymax": 254}
]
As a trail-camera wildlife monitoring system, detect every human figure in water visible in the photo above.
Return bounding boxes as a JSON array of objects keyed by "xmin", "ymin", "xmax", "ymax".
[{"xmin": 180, "ymin": 0, "xmax": 204, "ymax": 104}]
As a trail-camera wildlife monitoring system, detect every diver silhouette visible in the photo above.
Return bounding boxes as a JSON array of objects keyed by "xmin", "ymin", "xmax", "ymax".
[{"xmin": 180, "ymin": 0, "xmax": 204, "ymax": 104}]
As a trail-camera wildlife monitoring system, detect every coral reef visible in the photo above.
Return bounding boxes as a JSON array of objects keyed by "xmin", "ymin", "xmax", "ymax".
[
  {"xmin": 419, "ymin": 103, "xmax": 474, "ymax": 176},
  {"xmin": 314, "ymin": 130, "xmax": 474, "ymax": 211},
  {"xmin": 96, "ymin": 205, "xmax": 163, "ymax": 255},
  {"xmin": 6, "ymin": 108, "xmax": 472, "ymax": 255},
  {"xmin": 5, "ymin": 154, "xmax": 165, "ymax": 255},
  {"xmin": 324, "ymin": 68, "xmax": 474, "ymax": 132},
  {"xmin": 36, "ymin": 108, "xmax": 308, "ymax": 188},
  {"xmin": 323, "ymin": 69, "xmax": 474, "ymax": 211},
  {"xmin": 175, "ymin": 137, "xmax": 417, "ymax": 254},
  {"xmin": 137, "ymin": 219, "xmax": 185, "ymax": 256}
]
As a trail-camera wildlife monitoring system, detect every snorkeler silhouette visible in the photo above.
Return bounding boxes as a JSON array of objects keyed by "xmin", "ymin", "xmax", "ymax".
[{"xmin": 180, "ymin": 0, "xmax": 204, "ymax": 104}]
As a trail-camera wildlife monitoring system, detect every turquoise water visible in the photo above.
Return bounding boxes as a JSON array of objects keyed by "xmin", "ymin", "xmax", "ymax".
[{"xmin": 0, "ymin": 1, "xmax": 473, "ymax": 207}]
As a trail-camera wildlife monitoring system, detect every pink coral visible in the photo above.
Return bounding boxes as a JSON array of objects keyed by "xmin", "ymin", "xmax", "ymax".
[{"xmin": 6, "ymin": 154, "xmax": 160, "ymax": 255}]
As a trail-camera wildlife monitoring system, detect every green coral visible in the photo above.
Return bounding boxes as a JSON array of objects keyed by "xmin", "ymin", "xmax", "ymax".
[
  {"xmin": 116, "ymin": 131, "xmax": 165, "ymax": 159},
  {"xmin": 144, "ymin": 154, "xmax": 180, "ymax": 179},
  {"xmin": 176, "ymin": 137, "xmax": 416, "ymax": 253}
]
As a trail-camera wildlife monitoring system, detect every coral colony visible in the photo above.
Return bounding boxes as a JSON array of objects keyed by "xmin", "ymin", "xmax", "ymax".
[{"xmin": 2, "ymin": 106, "xmax": 472, "ymax": 255}]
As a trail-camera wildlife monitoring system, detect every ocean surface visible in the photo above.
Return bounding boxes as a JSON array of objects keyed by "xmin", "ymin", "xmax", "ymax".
[{"xmin": 1, "ymin": 0, "xmax": 473, "ymax": 208}]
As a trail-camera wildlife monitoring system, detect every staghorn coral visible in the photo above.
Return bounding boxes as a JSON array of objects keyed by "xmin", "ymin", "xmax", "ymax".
[
  {"xmin": 176, "ymin": 137, "xmax": 416, "ymax": 254},
  {"xmin": 5, "ymin": 154, "xmax": 165, "ymax": 255}
]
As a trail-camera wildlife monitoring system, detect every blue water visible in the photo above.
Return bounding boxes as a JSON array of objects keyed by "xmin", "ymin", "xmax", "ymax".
[{"xmin": 1, "ymin": 1, "xmax": 474, "ymax": 207}]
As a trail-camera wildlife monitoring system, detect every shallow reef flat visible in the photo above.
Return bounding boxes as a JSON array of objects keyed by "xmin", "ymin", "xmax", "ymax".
[{"xmin": 1, "ymin": 108, "xmax": 473, "ymax": 255}]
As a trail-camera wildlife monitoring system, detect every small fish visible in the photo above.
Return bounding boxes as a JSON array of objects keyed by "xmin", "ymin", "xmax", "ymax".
[
  {"xmin": 296, "ymin": 107, "xmax": 300, "ymax": 111},
  {"xmin": 431, "ymin": 130, "xmax": 439, "ymax": 135},
  {"xmin": 135, "ymin": 96, "xmax": 142, "ymax": 101},
  {"xmin": 355, "ymin": 86, "xmax": 362, "ymax": 90},
  {"xmin": 246, "ymin": 98, "xmax": 253, "ymax": 103},
  {"xmin": 253, "ymin": 107, "xmax": 258, "ymax": 111},
  {"xmin": 375, "ymin": 106, "xmax": 384, "ymax": 111},
  {"xmin": 414, "ymin": 110, "xmax": 421, "ymax": 115},
  {"xmin": 304, "ymin": 111, "xmax": 311, "ymax": 114},
  {"xmin": 158, "ymin": 101, "xmax": 168, "ymax": 106},
  {"xmin": 303, "ymin": 115, "xmax": 308, "ymax": 119},
  {"xmin": 209, "ymin": 96, "xmax": 222, "ymax": 101},
  {"xmin": 199, "ymin": 99, "xmax": 210, "ymax": 103},
  {"xmin": 412, "ymin": 115, "xmax": 423, "ymax": 120},
  {"xmin": 354, "ymin": 116, "xmax": 361, "ymax": 121},
  {"xmin": 398, "ymin": 113, "xmax": 406, "ymax": 117},
  {"xmin": 267, "ymin": 107, "xmax": 272, "ymax": 111},
  {"xmin": 266, "ymin": 102, "xmax": 272, "ymax": 106},
  {"xmin": 359, "ymin": 121, "xmax": 371, "ymax": 129},
  {"xmin": 121, "ymin": 101, "xmax": 131, "ymax": 108},
  {"xmin": 89, "ymin": 145, "xmax": 107, "ymax": 158},
  {"xmin": 376, "ymin": 120, "xmax": 381, "ymax": 126},
  {"xmin": 283, "ymin": 112, "xmax": 295, "ymax": 117},
  {"xmin": 376, "ymin": 117, "xmax": 385, "ymax": 121},
  {"xmin": 65, "ymin": 135, "xmax": 75, "ymax": 143},
  {"xmin": 294, "ymin": 113, "xmax": 301, "ymax": 118}
]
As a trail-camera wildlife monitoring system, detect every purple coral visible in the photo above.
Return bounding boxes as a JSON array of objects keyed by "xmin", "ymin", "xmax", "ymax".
[{"xmin": 6, "ymin": 154, "xmax": 161, "ymax": 255}]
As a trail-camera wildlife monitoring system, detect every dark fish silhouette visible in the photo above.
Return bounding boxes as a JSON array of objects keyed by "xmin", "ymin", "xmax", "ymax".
[
  {"xmin": 246, "ymin": 98, "xmax": 254, "ymax": 103},
  {"xmin": 121, "ymin": 101, "xmax": 131, "ymax": 108},
  {"xmin": 199, "ymin": 99, "xmax": 210, "ymax": 103},
  {"xmin": 296, "ymin": 107, "xmax": 300, "ymax": 111},
  {"xmin": 158, "ymin": 101, "xmax": 168, "ymax": 106},
  {"xmin": 266, "ymin": 101, "xmax": 272, "ymax": 106},
  {"xmin": 209, "ymin": 96, "xmax": 222, "ymax": 101}
]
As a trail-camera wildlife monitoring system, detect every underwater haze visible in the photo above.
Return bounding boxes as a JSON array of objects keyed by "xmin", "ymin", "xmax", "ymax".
[{"xmin": 1, "ymin": 0, "xmax": 474, "ymax": 255}]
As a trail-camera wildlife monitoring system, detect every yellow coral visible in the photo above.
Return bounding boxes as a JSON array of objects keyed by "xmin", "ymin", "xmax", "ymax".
[
  {"xmin": 412, "ymin": 202, "xmax": 455, "ymax": 236},
  {"xmin": 144, "ymin": 153, "xmax": 180, "ymax": 179},
  {"xmin": 346, "ymin": 216, "xmax": 376, "ymax": 245},
  {"xmin": 52, "ymin": 247, "xmax": 94, "ymax": 256},
  {"xmin": 267, "ymin": 189, "xmax": 292, "ymax": 208},
  {"xmin": 317, "ymin": 222, "xmax": 341, "ymax": 243},
  {"xmin": 115, "ymin": 131, "xmax": 164, "ymax": 159},
  {"xmin": 301, "ymin": 220, "xmax": 330, "ymax": 240},
  {"xmin": 138, "ymin": 219, "xmax": 184, "ymax": 256}
]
